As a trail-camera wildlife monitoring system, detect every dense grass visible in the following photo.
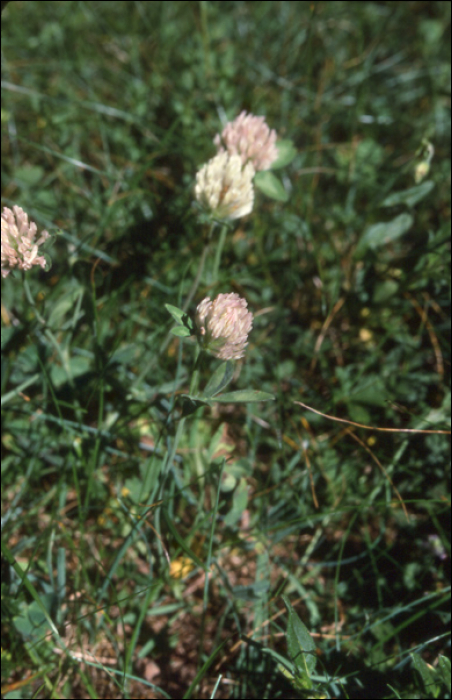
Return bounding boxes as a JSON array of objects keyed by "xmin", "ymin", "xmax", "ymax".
[{"xmin": 1, "ymin": 1, "xmax": 451, "ymax": 698}]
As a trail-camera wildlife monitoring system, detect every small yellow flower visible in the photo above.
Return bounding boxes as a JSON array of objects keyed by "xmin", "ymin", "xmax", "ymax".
[
  {"xmin": 170, "ymin": 556, "xmax": 194, "ymax": 579},
  {"xmin": 359, "ymin": 328, "xmax": 373, "ymax": 343}
]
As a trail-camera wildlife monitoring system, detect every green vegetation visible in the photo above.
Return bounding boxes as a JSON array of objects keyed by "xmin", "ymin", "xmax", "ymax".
[{"xmin": 1, "ymin": 1, "xmax": 450, "ymax": 698}]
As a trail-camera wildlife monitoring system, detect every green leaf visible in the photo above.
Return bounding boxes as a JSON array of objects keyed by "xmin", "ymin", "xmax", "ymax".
[
  {"xmin": 254, "ymin": 171, "xmax": 289, "ymax": 202},
  {"xmin": 1, "ymin": 327, "xmax": 15, "ymax": 351},
  {"xmin": 372, "ymin": 280, "xmax": 399, "ymax": 304},
  {"xmin": 0, "ymin": 373, "xmax": 40, "ymax": 407},
  {"xmin": 411, "ymin": 653, "xmax": 437, "ymax": 694},
  {"xmin": 381, "ymin": 180, "xmax": 435, "ymax": 208},
  {"xmin": 347, "ymin": 374, "xmax": 388, "ymax": 407},
  {"xmin": 271, "ymin": 139, "xmax": 297, "ymax": 169},
  {"xmin": 165, "ymin": 303, "xmax": 186, "ymax": 325},
  {"xmin": 170, "ymin": 325, "xmax": 191, "ymax": 337},
  {"xmin": 437, "ymin": 656, "xmax": 451, "ymax": 692},
  {"xmin": 283, "ymin": 595, "xmax": 317, "ymax": 680},
  {"xmin": 49, "ymin": 354, "xmax": 91, "ymax": 389},
  {"xmin": 221, "ymin": 471, "xmax": 238, "ymax": 493},
  {"xmin": 210, "ymin": 390, "xmax": 275, "ymax": 403},
  {"xmin": 1, "ymin": 539, "xmax": 61, "ymax": 644},
  {"xmin": 355, "ymin": 213, "xmax": 413, "ymax": 257},
  {"xmin": 223, "ymin": 477, "xmax": 248, "ymax": 527},
  {"xmin": 47, "ymin": 284, "xmax": 84, "ymax": 330},
  {"xmin": 232, "ymin": 579, "xmax": 270, "ymax": 601},
  {"xmin": 14, "ymin": 164, "xmax": 45, "ymax": 187},
  {"xmin": 13, "ymin": 596, "xmax": 55, "ymax": 663},
  {"xmin": 180, "ymin": 395, "xmax": 209, "ymax": 416},
  {"xmin": 165, "ymin": 304, "xmax": 193, "ymax": 335},
  {"xmin": 203, "ymin": 361, "xmax": 234, "ymax": 398}
]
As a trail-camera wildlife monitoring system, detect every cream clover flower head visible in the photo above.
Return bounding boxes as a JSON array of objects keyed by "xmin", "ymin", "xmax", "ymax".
[
  {"xmin": 214, "ymin": 110, "xmax": 279, "ymax": 171},
  {"xmin": 195, "ymin": 292, "xmax": 253, "ymax": 361},
  {"xmin": 1, "ymin": 205, "xmax": 50, "ymax": 278},
  {"xmin": 194, "ymin": 152, "xmax": 255, "ymax": 221}
]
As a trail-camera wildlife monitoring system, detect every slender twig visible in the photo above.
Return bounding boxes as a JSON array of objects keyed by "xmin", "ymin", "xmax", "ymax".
[{"xmin": 295, "ymin": 401, "xmax": 450, "ymax": 435}]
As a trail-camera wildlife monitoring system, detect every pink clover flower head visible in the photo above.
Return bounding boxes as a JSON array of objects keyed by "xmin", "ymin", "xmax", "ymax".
[
  {"xmin": 194, "ymin": 152, "xmax": 255, "ymax": 221},
  {"xmin": 195, "ymin": 292, "xmax": 253, "ymax": 361},
  {"xmin": 1, "ymin": 205, "xmax": 49, "ymax": 278},
  {"xmin": 214, "ymin": 110, "xmax": 279, "ymax": 171}
]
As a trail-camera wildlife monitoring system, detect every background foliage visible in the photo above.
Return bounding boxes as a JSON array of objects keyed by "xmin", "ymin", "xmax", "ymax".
[{"xmin": 1, "ymin": 1, "xmax": 450, "ymax": 698}]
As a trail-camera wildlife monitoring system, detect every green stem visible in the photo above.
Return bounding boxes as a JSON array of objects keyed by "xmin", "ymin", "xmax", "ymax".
[
  {"xmin": 189, "ymin": 345, "xmax": 201, "ymax": 396},
  {"xmin": 23, "ymin": 274, "xmax": 46, "ymax": 325},
  {"xmin": 211, "ymin": 223, "xmax": 228, "ymax": 285},
  {"xmin": 84, "ymin": 271, "xmax": 104, "ymax": 509},
  {"xmin": 154, "ymin": 346, "xmax": 202, "ymax": 555},
  {"xmin": 198, "ymin": 458, "xmax": 225, "ymax": 665},
  {"xmin": 158, "ymin": 347, "xmax": 201, "ymax": 497},
  {"xmin": 181, "ymin": 242, "xmax": 209, "ymax": 314},
  {"xmin": 182, "ymin": 220, "xmax": 218, "ymax": 313}
]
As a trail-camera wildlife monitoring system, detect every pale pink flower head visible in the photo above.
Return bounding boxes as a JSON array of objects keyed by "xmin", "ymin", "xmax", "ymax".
[
  {"xmin": 1, "ymin": 205, "xmax": 49, "ymax": 278},
  {"xmin": 214, "ymin": 111, "xmax": 279, "ymax": 171},
  {"xmin": 194, "ymin": 152, "xmax": 255, "ymax": 221},
  {"xmin": 195, "ymin": 292, "xmax": 253, "ymax": 361}
]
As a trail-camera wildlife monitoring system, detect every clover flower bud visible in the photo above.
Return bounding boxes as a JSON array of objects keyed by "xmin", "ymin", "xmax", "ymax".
[
  {"xmin": 1, "ymin": 206, "xmax": 50, "ymax": 278},
  {"xmin": 194, "ymin": 152, "xmax": 255, "ymax": 221},
  {"xmin": 414, "ymin": 141, "xmax": 434, "ymax": 183},
  {"xmin": 195, "ymin": 292, "xmax": 253, "ymax": 361},
  {"xmin": 414, "ymin": 160, "xmax": 430, "ymax": 183},
  {"xmin": 214, "ymin": 110, "xmax": 279, "ymax": 171}
]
